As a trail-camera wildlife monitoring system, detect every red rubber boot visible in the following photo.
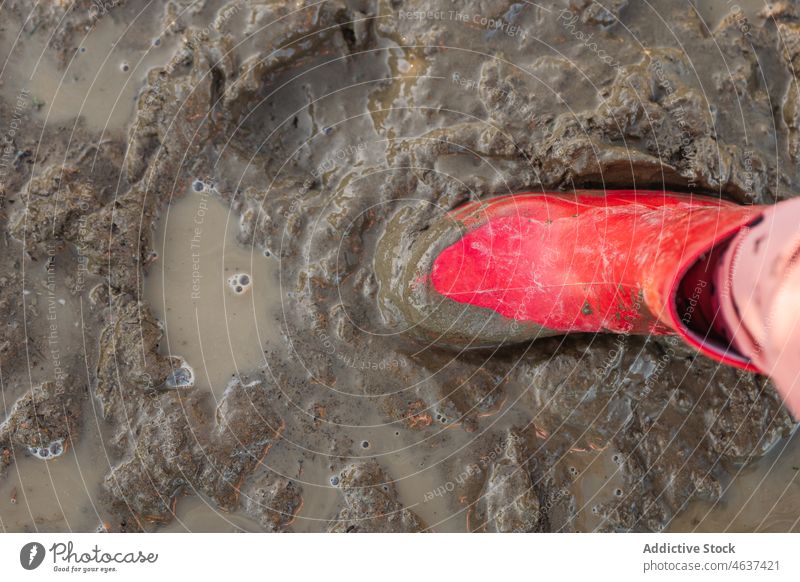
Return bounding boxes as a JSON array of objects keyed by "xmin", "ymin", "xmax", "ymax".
[{"xmin": 381, "ymin": 190, "xmax": 762, "ymax": 371}]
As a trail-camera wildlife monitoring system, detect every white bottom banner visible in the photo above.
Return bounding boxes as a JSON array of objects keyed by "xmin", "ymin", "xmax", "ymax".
[{"xmin": 0, "ymin": 533, "xmax": 798, "ymax": 581}]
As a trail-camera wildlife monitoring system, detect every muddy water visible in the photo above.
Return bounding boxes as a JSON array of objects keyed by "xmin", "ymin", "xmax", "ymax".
[
  {"xmin": 231, "ymin": 384, "xmax": 484, "ymax": 532},
  {"xmin": 669, "ymin": 427, "xmax": 800, "ymax": 532},
  {"xmin": 0, "ymin": 7, "xmax": 178, "ymax": 134},
  {"xmin": 145, "ymin": 187, "xmax": 282, "ymax": 399},
  {"xmin": 2, "ymin": 0, "xmax": 800, "ymax": 533},
  {"xmin": 0, "ymin": 406, "xmax": 111, "ymax": 533},
  {"xmin": 160, "ymin": 494, "xmax": 262, "ymax": 533},
  {"xmin": 567, "ymin": 446, "xmax": 627, "ymax": 532}
]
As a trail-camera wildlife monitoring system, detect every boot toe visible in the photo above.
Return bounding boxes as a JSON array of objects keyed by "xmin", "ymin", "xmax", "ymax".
[{"xmin": 375, "ymin": 204, "xmax": 547, "ymax": 349}]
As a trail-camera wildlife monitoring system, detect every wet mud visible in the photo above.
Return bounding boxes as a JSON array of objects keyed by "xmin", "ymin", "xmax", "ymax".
[{"xmin": 1, "ymin": 0, "xmax": 799, "ymax": 532}]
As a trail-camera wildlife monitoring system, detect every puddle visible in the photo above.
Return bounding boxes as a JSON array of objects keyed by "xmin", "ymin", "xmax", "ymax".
[
  {"xmin": 145, "ymin": 186, "xmax": 282, "ymax": 399},
  {"xmin": 669, "ymin": 426, "xmax": 800, "ymax": 532},
  {"xmin": 568, "ymin": 447, "xmax": 626, "ymax": 532},
  {"xmin": 0, "ymin": 408, "xmax": 112, "ymax": 533},
  {"xmin": 266, "ymin": 446, "xmax": 341, "ymax": 534},
  {"xmin": 160, "ymin": 494, "xmax": 262, "ymax": 533},
  {"xmin": 0, "ymin": 7, "xmax": 178, "ymax": 134},
  {"xmin": 257, "ymin": 403, "xmax": 475, "ymax": 532}
]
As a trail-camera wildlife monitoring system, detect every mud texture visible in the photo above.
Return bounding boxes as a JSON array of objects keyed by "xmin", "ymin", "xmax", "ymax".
[{"xmin": 1, "ymin": 0, "xmax": 799, "ymax": 533}]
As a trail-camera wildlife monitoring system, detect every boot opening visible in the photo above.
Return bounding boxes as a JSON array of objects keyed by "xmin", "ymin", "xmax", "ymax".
[{"xmin": 674, "ymin": 237, "xmax": 752, "ymax": 368}]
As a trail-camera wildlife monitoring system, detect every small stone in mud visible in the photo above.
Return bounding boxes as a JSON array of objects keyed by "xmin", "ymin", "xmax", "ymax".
[
  {"xmin": 120, "ymin": 62, "xmax": 130, "ymax": 72},
  {"xmin": 165, "ymin": 364, "xmax": 194, "ymax": 389},
  {"xmin": 330, "ymin": 475, "xmax": 340, "ymax": 486}
]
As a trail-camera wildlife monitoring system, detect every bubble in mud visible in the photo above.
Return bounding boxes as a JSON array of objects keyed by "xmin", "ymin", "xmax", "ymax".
[
  {"xmin": 153, "ymin": 37, "xmax": 161, "ymax": 46},
  {"xmin": 591, "ymin": 505, "xmax": 599, "ymax": 514},
  {"xmin": 79, "ymin": 46, "xmax": 87, "ymax": 53},
  {"xmin": 29, "ymin": 439, "xmax": 65, "ymax": 460},
  {"xmin": 192, "ymin": 179, "xmax": 205, "ymax": 192},
  {"xmin": 120, "ymin": 62, "xmax": 130, "ymax": 72},
  {"xmin": 227, "ymin": 273, "xmax": 252, "ymax": 295},
  {"xmin": 614, "ymin": 488, "xmax": 624, "ymax": 497},
  {"xmin": 361, "ymin": 440, "xmax": 370, "ymax": 449},
  {"xmin": 330, "ymin": 475, "xmax": 340, "ymax": 486},
  {"xmin": 612, "ymin": 454, "xmax": 623, "ymax": 465},
  {"xmin": 165, "ymin": 362, "xmax": 195, "ymax": 389},
  {"xmin": 568, "ymin": 466, "xmax": 578, "ymax": 476},
  {"xmin": 323, "ymin": 126, "xmax": 333, "ymax": 135}
]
